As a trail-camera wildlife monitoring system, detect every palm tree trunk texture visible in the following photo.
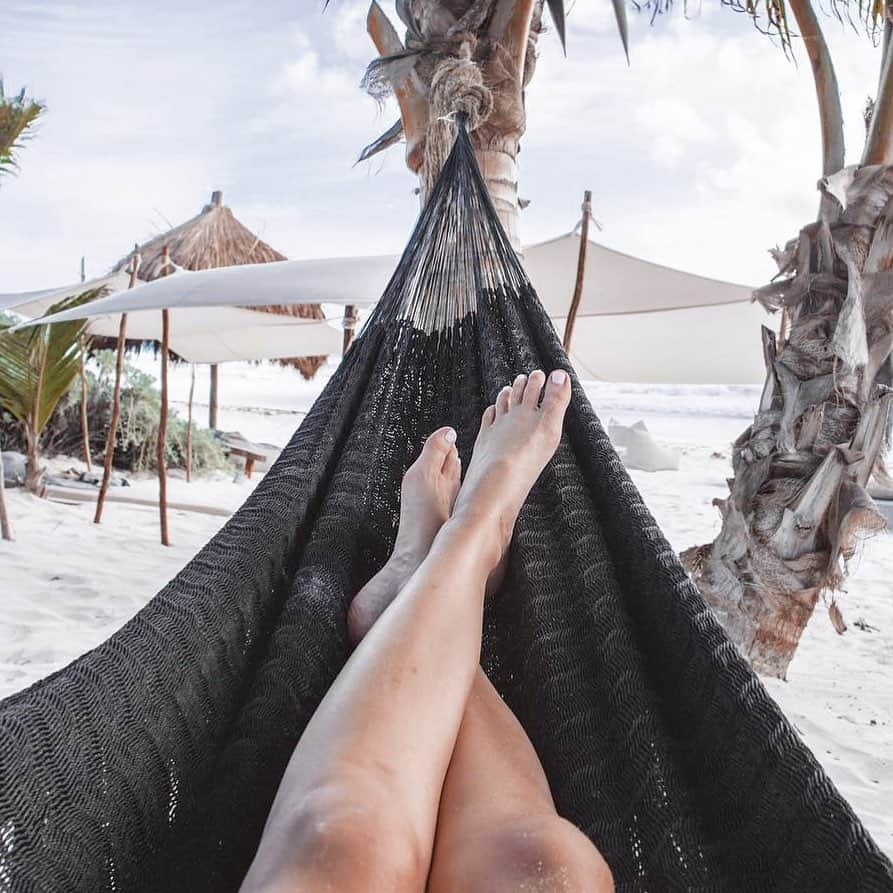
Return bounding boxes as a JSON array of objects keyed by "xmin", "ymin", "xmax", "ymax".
[
  {"xmin": 367, "ymin": 0, "xmax": 541, "ymax": 250},
  {"xmin": 0, "ymin": 435, "xmax": 12, "ymax": 541},
  {"xmin": 681, "ymin": 7, "xmax": 893, "ymax": 679},
  {"xmin": 683, "ymin": 163, "xmax": 893, "ymax": 678}
]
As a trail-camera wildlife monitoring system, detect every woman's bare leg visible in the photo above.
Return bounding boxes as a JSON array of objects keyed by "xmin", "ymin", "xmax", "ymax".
[
  {"xmin": 427, "ymin": 668, "xmax": 614, "ymax": 892},
  {"xmin": 428, "ymin": 373, "xmax": 613, "ymax": 892},
  {"xmin": 240, "ymin": 369, "xmax": 572, "ymax": 893}
]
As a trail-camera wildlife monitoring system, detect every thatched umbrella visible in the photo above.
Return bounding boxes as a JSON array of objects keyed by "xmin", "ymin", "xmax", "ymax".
[{"xmin": 112, "ymin": 190, "xmax": 326, "ymax": 427}]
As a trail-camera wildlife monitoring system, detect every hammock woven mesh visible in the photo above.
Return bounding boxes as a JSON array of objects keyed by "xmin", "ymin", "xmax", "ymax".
[{"xmin": 1, "ymin": 124, "xmax": 892, "ymax": 893}]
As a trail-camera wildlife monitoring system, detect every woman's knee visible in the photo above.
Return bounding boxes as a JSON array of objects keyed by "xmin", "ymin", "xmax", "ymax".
[
  {"xmin": 434, "ymin": 814, "xmax": 614, "ymax": 892},
  {"xmin": 277, "ymin": 783, "xmax": 429, "ymax": 890}
]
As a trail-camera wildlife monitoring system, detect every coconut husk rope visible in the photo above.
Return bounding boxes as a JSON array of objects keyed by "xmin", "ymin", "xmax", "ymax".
[
  {"xmin": 0, "ymin": 122, "xmax": 890, "ymax": 892},
  {"xmin": 420, "ymin": 35, "xmax": 493, "ymax": 196}
]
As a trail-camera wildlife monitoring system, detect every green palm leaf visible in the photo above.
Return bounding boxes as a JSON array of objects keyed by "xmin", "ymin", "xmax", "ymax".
[
  {"xmin": 0, "ymin": 290, "xmax": 99, "ymax": 436},
  {"xmin": 0, "ymin": 79, "xmax": 45, "ymax": 181}
]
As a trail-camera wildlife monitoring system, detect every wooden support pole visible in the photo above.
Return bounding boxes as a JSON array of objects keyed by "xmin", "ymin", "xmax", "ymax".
[
  {"xmin": 186, "ymin": 364, "xmax": 195, "ymax": 483},
  {"xmin": 157, "ymin": 247, "xmax": 172, "ymax": 546},
  {"xmin": 209, "ymin": 363, "xmax": 219, "ymax": 430},
  {"xmin": 95, "ymin": 249, "xmax": 140, "ymax": 524},
  {"xmin": 343, "ymin": 305, "xmax": 358, "ymax": 354},
  {"xmin": 0, "ymin": 433, "xmax": 13, "ymax": 541},
  {"xmin": 562, "ymin": 190, "xmax": 592, "ymax": 354},
  {"xmin": 79, "ymin": 337, "xmax": 92, "ymax": 472}
]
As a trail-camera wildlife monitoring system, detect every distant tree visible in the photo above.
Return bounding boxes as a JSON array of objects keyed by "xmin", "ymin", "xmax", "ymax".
[
  {"xmin": 0, "ymin": 310, "xmax": 89, "ymax": 492},
  {"xmin": 0, "ymin": 79, "xmax": 44, "ymax": 537}
]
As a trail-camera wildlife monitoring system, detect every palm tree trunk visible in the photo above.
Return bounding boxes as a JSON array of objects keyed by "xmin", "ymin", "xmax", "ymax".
[
  {"xmin": 683, "ymin": 12, "xmax": 893, "ymax": 677},
  {"xmin": 0, "ymin": 434, "xmax": 12, "ymax": 541},
  {"xmin": 24, "ymin": 335, "xmax": 46, "ymax": 494},
  {"xmin": 367, "ymin": 0, "xmax": 538, "ymax": 250},
  {"xmin": 79, "ymin": 339, "xmax": 92, "ymax": 472},
  {"xmin": 23, "ymin": 416, "xmax": 42, "ymax": 493}
]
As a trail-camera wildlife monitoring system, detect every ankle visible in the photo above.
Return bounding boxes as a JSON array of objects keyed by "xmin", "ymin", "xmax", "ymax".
[{"xmin": 438, "ymin": 507, "xmax": 504, "ymax": 575}]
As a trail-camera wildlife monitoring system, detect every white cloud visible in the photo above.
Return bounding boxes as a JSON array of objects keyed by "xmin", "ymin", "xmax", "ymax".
[
  {"xmin": 522, "ymin": 7, "xmax": 881, "ymax": 283},
  {"xmin": 0, "ymin": 0, "xmax": 884, "ymax": 296}
]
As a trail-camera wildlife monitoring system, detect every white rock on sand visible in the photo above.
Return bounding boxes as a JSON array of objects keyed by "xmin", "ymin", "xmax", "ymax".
[{"xmin": 0, "ymin": 374, "xmax": 890, "ymax": 859}]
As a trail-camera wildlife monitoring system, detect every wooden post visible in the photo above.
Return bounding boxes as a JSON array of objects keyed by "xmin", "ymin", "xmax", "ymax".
[
  {"xmin": 157, "ymin": 247, "xmax": 172, "ymax": 546},
  {"xmin": 0, "ymin": 433, "xmax": 13, "ymax": 542},
  {"xmin": 79, "ymin": 337, "xmax": 92, "ymax": 472},
  {"xmin": 343, "ymin": 305, "xmax": 358, "ymax": 354},
  {"xmin": 209, "ymin": 364, "xmax": 219, "ymax": 430},
  {"xmin": 186, "ymin": 364, "xmax": 195, "ymax": 483},
  {"xmin": 562, "ymin": 190, "xmax": 593, "ymax": 354},
  {"xmin": 95, "ymin": 249, "xmax": 139, "ymax": 524}
]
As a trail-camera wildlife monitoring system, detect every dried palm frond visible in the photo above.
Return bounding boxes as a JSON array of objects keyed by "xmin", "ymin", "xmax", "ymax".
[{"xmin": 111, "ymin": 192, "xmax": 329, "ymax": 378}]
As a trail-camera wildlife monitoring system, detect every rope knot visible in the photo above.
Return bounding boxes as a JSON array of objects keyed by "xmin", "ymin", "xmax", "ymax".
[{"xmin": 421, "ymin": 36, "xmax": 493, "ymax": 199}]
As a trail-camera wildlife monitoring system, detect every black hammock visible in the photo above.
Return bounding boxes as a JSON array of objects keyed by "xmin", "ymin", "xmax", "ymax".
[{"xmin": 2, "ymin": 124, "xmax": 892, "ymax": 893}]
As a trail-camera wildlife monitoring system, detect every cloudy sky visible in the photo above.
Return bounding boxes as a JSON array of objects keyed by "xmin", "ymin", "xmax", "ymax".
[{"xmin": 0, "ymin": 1, "xmax": 882, "ymax": 292}]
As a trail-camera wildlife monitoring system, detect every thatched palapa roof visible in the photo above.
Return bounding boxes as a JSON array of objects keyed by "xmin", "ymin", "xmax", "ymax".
[{"xmin": 112, "ymin": 191, "xmax": 327, "ymax": 379}]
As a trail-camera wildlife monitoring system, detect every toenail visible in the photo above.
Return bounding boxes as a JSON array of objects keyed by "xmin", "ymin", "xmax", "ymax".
[
  {"xmin": 444, "ymin": 428, "xmax": 457, "ymax": 444},
  {"xmin": 550, "ymin": 370, "xmax": 567, "ymax": 385}
]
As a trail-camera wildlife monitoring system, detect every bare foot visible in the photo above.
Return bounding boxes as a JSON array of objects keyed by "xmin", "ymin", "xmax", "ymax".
[
  {"xmin": 448, "ymin": 369, "xmax": 572, "ymax": 570},
  {"xmin": 347, "ymin": 427, "xmax": 462, "ymax": 643}
]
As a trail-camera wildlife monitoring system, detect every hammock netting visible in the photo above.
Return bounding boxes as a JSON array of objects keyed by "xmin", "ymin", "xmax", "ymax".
[{"xmin": 2, "ymin": 124, "xmax": 892, "ymax": 893}]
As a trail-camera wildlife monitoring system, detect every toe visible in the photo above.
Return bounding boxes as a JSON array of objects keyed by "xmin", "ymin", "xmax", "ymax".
[
  {"xmin": 441, "ymin": 443, "xmax": 459, "ymax": 472},
  {"xmin": 495, "ymin": 385, "xmax": 513, "ymax": 416},
  {"xmin": 477, "ymin": 404, "xmax": 497, "ymax": 441},
  {"xmin": 510, "ymin": 373, "xmax": 528, "ymax": 405},
  {"xmin": 421, "ymin": 427, "xmax": 457, "ymax": 465},
  {"xmin": 522, "ymin": 370, "xmax": 546, "ymax": 408},
  {"xmin": 542, "ymin": 369, "xmax": 572, "ymax": 425},
  {"xmin": 445, "ymin": 448, "xmax": 462, "ymax": 493}
]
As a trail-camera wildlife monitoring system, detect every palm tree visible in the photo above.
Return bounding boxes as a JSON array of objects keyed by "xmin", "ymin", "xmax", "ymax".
[
  {"xmin": 0, "ymin": 80, "xmax": 44, "ymax": 182},
  {"xmin": 0, "ymin": 80, "xmax": 44, "ymax": 538},
  {"xmin": 0, "ymin": 308, "xmax": 90, "ymax": 493},
  {"xmin": 349, "ymin": 1, "xmax": 893, "ymax": 678}
]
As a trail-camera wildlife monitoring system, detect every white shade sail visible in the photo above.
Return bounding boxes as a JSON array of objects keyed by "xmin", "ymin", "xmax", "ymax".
[
  {"xmin": 557, "ymin": 301, "xmax": 770, "ymax": 384},
  {"xmin": 8, "ymin": 268, "xmax": 344, "ymax": 364},
  {"xmin": 25, "ymin": 255, "xmax": 396, "ymax": 326},
  {"xmin": 522, "ymin": 232, "xmax": 754, "ymax": 318},
  {"xmin": 0, "ymin": 271, "xmax": 132, "ymax": 318},
  {"xmin": 87, "ymin": 308, "xmax": 343, "ymax": 364},
  {"xmin": 12, "ymin": 231, "xmax": 772, "ymax": 381}
]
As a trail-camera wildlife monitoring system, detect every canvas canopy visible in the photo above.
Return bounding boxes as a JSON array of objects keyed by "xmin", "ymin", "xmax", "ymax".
[
  {"xmin": 0, "ymin": 270, "xmax": 132, "ymax": 318},
  {"xmin": 6, "ymin": 270, "xmax": 343, "ymax": 364},
  {"xmin": 554, "ymin": 302, "xmax": 770, "ymax": 384},
  {"xmin": 525, "ymin": 232, "xmax": 769, "ymax": 384},
  {"xmin": 27, "ymin": 256, "xmax": 394, "ymax": 324},
  {"xmin": 522, "ymin": 231, "xmax": 754, "ymax": 317},
  {"xmin": 21, "ymin": 233, "xmax": 770, "ymax": 383},
  {"xmin": 86, "ymin": 308, "xmax": 343, "ymax": 364}
]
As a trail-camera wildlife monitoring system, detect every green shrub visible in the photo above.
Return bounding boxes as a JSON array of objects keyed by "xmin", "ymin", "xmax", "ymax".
[{"xmin": 1, "ymin": 349, "xmax": 231, "ymax": 475}]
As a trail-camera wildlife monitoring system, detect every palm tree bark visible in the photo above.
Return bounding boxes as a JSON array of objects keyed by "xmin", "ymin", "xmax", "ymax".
[
  {"xmin": 24, "ymin": 336, "xmax": 46, "ymax": 493},
  {"xmin": 79, "ymin": 338, "xmax": 92, "ymax": 472},
  {"xmin": 683, "ymin": 10, "xmax": 893, "ymax": 677},
  {"xmin": 864, "ymin": 7, "xmax": 893, "ymax": 165},
  {"xmin": 367, "ymin": 0, "xmax": 542, "ymax": 248},
  {"xmin": 0, "ymin": 434, "xmax": 12, "ymax": 541}
]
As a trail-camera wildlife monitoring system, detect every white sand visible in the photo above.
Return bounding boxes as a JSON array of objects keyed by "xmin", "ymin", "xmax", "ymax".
[{"xmin": 0, "ymin": 371, "xmax": 890, "ymax": 857}]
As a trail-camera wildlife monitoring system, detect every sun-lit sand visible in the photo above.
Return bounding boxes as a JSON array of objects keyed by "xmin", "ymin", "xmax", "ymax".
[{"xmin": 1, "ymin": 364, "xmax": 890, "ymax": 857}]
